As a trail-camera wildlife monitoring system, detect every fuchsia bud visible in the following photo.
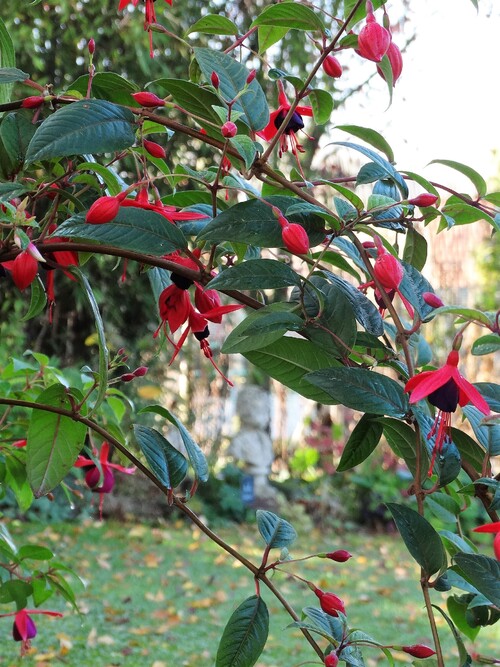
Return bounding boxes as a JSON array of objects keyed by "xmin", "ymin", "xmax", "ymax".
[
  {"xmin": 21, "ymin": 96, "xmax": 45, "ymax": 109},
  {"xmin": 357, "ymin": 7, "xmax": 391, "ymax": 62},
  {"xmin": 86, "ymin": 196, "xmax": 120, "ymax": 224},
  {"xmin": 11, "ymin": 252, "xmax": 38, "ymax": 290},
  {"xmin": 402, "ymin": 645, "xmax": 436, "ymax": 659},
  {"xmin": 246, "ymin": 69, "xmax": 256, "ymax": 84},
  {"xmin": 131, "ymin": 91, "xmax": 165, "ymax": 107},
  {"xmin": 325, "ymin": 549, "xmax": 352, "ymax": 562},
  {"xmin": 408, "ymin": 193, "xmax": 439, "ymax": 207},
  {"xmin": 143, "ymin": 139, "xmax": 167, "ymax": 159},
  {"xmin": 211, "ymin": 71, "xmax": 220, "ymax": 89},
  {"xmin": 373, "ymin": 236, "xmax": 403, "ymax": 290},
  {"xmin": 324, "ymin": 653, "xmax": 339, "ymax": 667},
  {"xmin": 88, "ymin": 38, "xmax": 95, "ymax": 55},
  {"xmin": 323, "ymin": 55, "xmax": 343, "ymax": 79},
  {"xmin": 377, "ymin": 41, "xmax": 403, "ymax": 84},
  {"xmin": 422, "ymin": 292, "xmax": 444, "ymax": 308},
  {"xmin": 281, "ymin": 223, "xmax": 310, "ymax": 254},
  {"xmin": 132, "ymin": 366, "xmax": 149, "ymax": 377},
  {"xmin": 120, "ymin": 373, "xmax": 135, "ymax": 382},
  {"xmin": 221, "ymin": 121, "xmax": 237, "ymax": 138},
  {"xmin": 314, "ymin": 588, "xmax": 346, "ymax": 617}
]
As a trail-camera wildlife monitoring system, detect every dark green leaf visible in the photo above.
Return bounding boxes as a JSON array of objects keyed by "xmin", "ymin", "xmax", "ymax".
[
  {"xmin": 301, "ymin": 606, "xmax": 343, "ymax": 642},
  {"xmin": 256, "ymin": 510, "xmax": 297, "ymax": 548},
  {"xmin": 32, "ymin": 576, "xmax": 54, "ymax": 607},
  {"xmin": 0, "ymin": 19, "xmax": 16, "ymax": 104},
  {"xmin": 153, "ymin": 78, "xmax": 222, "ymax": 129},
  {"xmin": 222, "ymin": 307, "xmax": 304, "ymax": 354},
  {"xmin": 0, "ymin": 110, "xmax": 38, "ymax": 173},
  {"xmin": 56, "ymin": 209, "xmax": 187, "ymax": 256},
  {"xmin": 229, "ymin": 135, "xmax": 258, "ymax": 169},
  {"xmin": 432, "ymin": 604, "xmax": 472, "ymax": 666},
  {"xmin": 27, "ymin": 385, "xmax": 87, "ymax": 497},
  {"xmin": 357, "ymin": 162, "xmax": 388, "ymax": 186},
  {"xmin": 473, "ymin": 383, "xmax": 500, "ymax": 412},
  {"xmin": 139, "ymin": 405, "xmax": 208, "ymax": 482},
  {"xmin": 194, "ymin": 48, "xmax": 269, "ymax": 132},
  {"xmin": 251, "ymin": 4, "xmax": 325, "ymax": 31},
  {"xmin": 0, "ymin": 66, "xmax": 29, "ymax": 84},
  {"xmin": 450, "ymin": 428, "xmax": 485, "ymax": 474},
  {"xmin": 447, "ymin": 596, "xmax": 481, "ymax": 642},
  {"xmin": 243, "ymin": 337, "xmax": 341, "ymax": 404},
  {"xmin": 440, "ymin": 531, "xmax": 477, "ymax": 558},
  {"xmin": 5, "ymin": 455, "xmax": 33, "ymax": 511},
  {"xmin": 133, "ymin": 425, "xmax": 188, "ymax": 489},
  {"xmin": 337, "ymin": 415, "xmax": 383, "ymax": 471},
  {"xmin": 322, "ymin": 271, "xmax": 384, "ymax": 336},
  {"xmin": 308, "ymin": 88, "xmax": 334, "ymax": 125},
  {"xmin": 403, "ymin": 227, "xmax": 428, "ymax": 271},
  {"xmin": 21, "ymin": 277, "xmax": 47, "ymax": 321},
  {"xmin": 18, "ymin": 545, "xmax": 54, "ymax": 561},
  {"xmin": 429, "ymin": 160, "xmax": 487, "ymax": 198},
  {"xmin": 306, "ymin": 368, "xmax": 408, "ymax": 417},
  {"xmin": 425, "ymin": 494, "xmax": 461, "ymax": 524},
  {"xmin": 471, "ymin": 334, "xmax": 500, "ymax": 356},
  {"xmin": 387, "ymin": 503, "xmax": 447, "ymax": 576},
  {"xmin": 68, "ymin": 72, "xmax": 138, "ymax": 106},
  {"xmin": 0, "ymin": 580, "xmax": 33, "ymax": 608},
  {"xmin": 186, "ymin": 15, "xmax": 238, "ymax": 36},
  {"xmin": 453, "ymin": 553, "xmax": 500, "ymax": 607},
  {"xmin": 25, "ymin": 99, "xmax": 136, "ymax": 163},
  {"xmin": 216, "ymin": 595, "xmax": 269, "ymax": 667},
  {"xmin": 336, "ymin": 125, "xmax": 394, "ymax": 163},
  {"xmin": 206, "ymin": 259, "xmax": 301, "ymax": 291},
  {"xmin": 462, "ymin": 405, "xmax": 500, "ymax": 456},
  {"xmin": 376, "ymin": 417, "xmax": 421, "ymax": 478}
]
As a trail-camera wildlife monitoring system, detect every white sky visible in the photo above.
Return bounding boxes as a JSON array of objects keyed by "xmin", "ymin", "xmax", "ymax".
[{"xmin": 333, "ymin": 0, "xmax": 500, "ymax": 192}]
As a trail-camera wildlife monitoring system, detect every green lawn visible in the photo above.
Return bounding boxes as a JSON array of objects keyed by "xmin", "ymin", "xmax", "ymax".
[{"xmin": 2, "ymin": 520, "xmax": 498, "ymax": 666}]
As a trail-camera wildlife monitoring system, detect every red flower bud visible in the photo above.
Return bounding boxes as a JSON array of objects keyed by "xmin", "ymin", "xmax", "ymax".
[
  {"xmin": 12, "ymin": 439, "xmax": 27, "ymax": 448},
  {"xmin": 211, "ymin": 71, "xmax": 220, "ymax": 89},
  {"xmin": 422, "ymin": 292, "xmax": 444, "ymax": 308},
  {"xmin": 143, "ymin": 139, "xmax": 167, "ymax": 159},
  {"xmin": 324, "ymin": 653, "xmax": 339, "ymax": 667},
  {"xmin": 281, "ymin": 223, "xmax": 309, "ymax": 254},
  {"xmin": 221, "ymin": 121, "xmax": 237, "ymax": 138},
  {"xmin": 11, "ymin": 251, "xmax": 38, "ymax": 291},
  {"xmin": 131, "ymin": 92, "xmax": 165, "ymax": 107},
  {"xmin": 408, "ymin": 193, "xmax": 439, "ymax": 207},
  {"xmin": 323, "ymin": 55, "xmax": 343, "ymax": 79},
  {"xmin": 86, "ymin": 196, "xmax": 120, "ymax": 224},
  {"xmin": 120, "ymin": 373, "xmax": 135, "ymax": 383},
  {"xmin": 402, "ymin": 645, "xmax": 436, "ymax": 659},
  {"xmin": 326, "ymin": 549, "xmax": 352, "ymax": 562},
  {"xmin": 376, "ymin": 41, "xmax": 403, "ymax": 85},
  {"xmin": 246, "ymin": 69, "xmax": 256, "ymax": 84},
  {"xmin": 314, "ymin": 589, "xmax": 346, "ymax": 617},
  {"xmin": 374, "ymin": 250, "xmax": 403, "ymax": 290},
  {"xmin": 132, "ymin": 366, "xmax": 148, "ymax": 377},
  {"xmin": 88, "ymin": 38, "xmax": 95, "ymax": 55},
  {"xmin": 357, "ymin": 16, "xmax": 391, "ymax": 62},
  {"xmin": 21, "ymin": 96, "xmax": 45, "ymax": 109}
]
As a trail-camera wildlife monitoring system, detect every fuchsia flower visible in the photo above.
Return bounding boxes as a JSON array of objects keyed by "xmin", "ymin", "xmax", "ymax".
[
  {"xmin": 405, "ymin": 350, "xmax": 490, "ymax": 474},
  {"xmin": 473, "ymin": 521, "xmax": 500, "ymax": 560},
  {"xmin": 402, "ymin": 645, "xmax": 436, "ymax": 659},
  {"xmin": 75, "ymin": 442, "xmax": 135, "ymax": 519},
  {"xmin": 357, "ymin": 1, "xmax": 391, "ymax": 63},
  {"xmin": 0, "ymin": 608, "xmax": 63, "ymax": 656},
  {"xmin": 313, "ymin": 588, "xmax": 346, "ymax": 617},
  {"xmin": 118, "ymin": 0, "xmax": 172, "ymax": 58},
  {"xmin": 257, "ymin": 81, "xmax": 313, "ymax": 160},
  {"xmin": 323, "ymin": 55, "xmax": 343, "ymax": 79},
  {"xmin": 274, "ymin": 207, "xmax": 310, "ymax": 254},
  {"xmin": 376, "ymin": 41, "xmax": 403, "ymax": 85}
]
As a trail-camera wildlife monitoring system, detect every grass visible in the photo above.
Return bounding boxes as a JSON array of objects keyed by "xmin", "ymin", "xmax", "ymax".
[{"xmin": 2, "ymin": 519, "xmax": 498, "ymax": 666}]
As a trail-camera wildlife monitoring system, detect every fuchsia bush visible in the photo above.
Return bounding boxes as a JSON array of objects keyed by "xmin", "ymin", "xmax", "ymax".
[{"xmin": 0, "ymin": 0, "xmax": 498, "ymax": 663}]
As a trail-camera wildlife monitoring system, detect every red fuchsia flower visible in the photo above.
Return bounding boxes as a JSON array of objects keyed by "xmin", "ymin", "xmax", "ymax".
[
  {"xmin": 473, "ymin": 521, "xmax": 500, "ymax": 560},
  {"xmin": 313, "ymin": 588, "xmax": 346, "ymax": 617},
  {"xmin": 2, "ymin": 240, "xmax": 45, "ymax": 291},
  {"xmin": 409, "ymin": 193, "xmax": 439, "ymax": 207},
  {"xmin": 257, "ymin": 81, "xmax": 314, "ymax": 161},
  {"xmin": 118, "ymin": 0, "xmax": 172, "ymax": 58},
  {"xmin": 405, "ymin": 350, "xmax": 490, "ymax": 475},
  {"xmin": 274, "ymin": 208, "xmax": 310, "ymax": 254},
  {"xmin": 402, "ymin": 645, "xmax": 436, "ymax": 659},
  {"xmin": 120, "ymin": 187, "xmax": 209, "ymax": 225},
  {"xmin": 131, "ymin": 91, "xmax": 166, "ymax": 107},
  {"xmin": 422, "ymin": 291, "xmax": 444, "ymax": 309},
  {"xmin": 221, "ymin": 121, "xmax": 237, "ymax": 139},
  {"xmin": 0, "ymin": 608, "xmax": 63, "ymax": 656},
  {"xmin": 21, "ymin": 96, "xmax": 46, "ymax": 109},
  {"xmin": 143, "ymin": 139, "xmax": 166, "ymax": 159},
  {"xmin": 12, "ymin": 439, "xmax": 27, "ymax": 448},
  {"xmin": 323, "ymin": 55, "xmax": 343, "ymax": 79},
  {"xmin": 324, "ymin": 652, "xmax": 339, "ymax": 667},
  {"xmin": 74, "ymin": 442, "xmax": 135, "ymax": 519},
  {"xmin": 376, "ymin": 41, "xmax": 403, "ymax": 85},
  {"xmin": 86, "ymin": 195, "xmax": 122, "ymax": 224},
  {"xmin": 357, "ymin": 2, "xmax": 391, "ymax": 62}
]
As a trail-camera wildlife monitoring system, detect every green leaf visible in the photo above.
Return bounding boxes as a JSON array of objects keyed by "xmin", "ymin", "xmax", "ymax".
[
  {"xmin": 425, "ymin": 494, "xmax": 461, "ymax": 524},
  {"xmin": 229, "ymin": 135, "xmax": 258, "ymax": 170},
  {"xmin": 425, "ymin": 305, "xmax": 493, "ymax": 327},
  {"xmin": 243, "ymin": 337, "xmax": 342, "ymax": 404},
  {"xmin": 0, "ymin": 66, "xmax": 29, "ymax": 84},
  {"xmin": 322, "ymin": 271, "xmax": 384, "ymax": 336},
  {"xmin": 153, "ymin": 78, "xmax": 222, "ymax": 129},
  {"xmin": 449, "ymin": 428, "xmax": 485, "ymax": 473},
  {"xmin": 256, "ymin": 510, "xmax": 297, "ymax": 548},
  {"xmin": 186, "ymin": 15, "xmax": 238, "ymax": 36},
  {"xmin": 432, "ymin": 604, "xmax": 472, "ymax": 666},
  {"xmin": 0, "ymin": 19, "xmax": 16, "ymax": 104},
  {"xmin": 440, "ymin": 531, "xmax": 477, "ymax": 558},
  {"xmin": 32, "ymin": 576, "xmax": 54, "ymax": 607},
  {"xmin": 209, "ymin": 259, "xmax": 303, "ymax": 292},
  {"xmin": 139, "ymin": 405, "xmax": 208, "ymax": 482},
  {"xmin": 308, "ymin": 88, "xmax": 334, "ymax": 125},
  {"xmin": 251, "ymin": 3, "xmax": 324, "ymax": 31},
  {"xmin": 375, "ymin": 417, "xmax": 422, "ymax": 478},
  {"xmin": 198, "ymin": 196, "xmax": 325, "ymax": 248},
  {"xmin": 453, "ymin": 553, "xmax": 500, "ymax": 607},
  {"xmin": 336, "ymin": 125, "xmax": 394, "ymax": 163},
  {"xmin": 471, "ymin": 334, "xmax": 500, "ymax": 356},
  {"xmin": 194, "ymin": 48, "xmax": 269, "ymax": 132},
  {"xmin": 56, "ymin": 209, "xmax": 187, "ymax": 256},
  {"xmin": 222, "ymin": 304, "xmax": 304, "ymax": 354},
  {"xmin": 0, "ymin": 580, "xmax": 33, "ymax": 609},
  {"xmin": 0, "ymin": 110, "xmax": 38, "ymax": 175},
  {"xmin": 387, "ymin": 503, "xmax": 447, "ymax": 576},
  {"xmin": 442, "ymin": 200, "xmax": 496, "ymax": 226},
  {"xmin": 133, "ymin": 425, "xmax": 188, "ymax": 489},
  {"xmin": 462, "ymin": 404, "xmax": 500, "ymax": 456},
  {"xmin": 258, "ymin": 26, "xmax": 289, "ymax": 53},
  {"xmin": 21, "ymin": 277, "xmax": 47, "ymax": 321},
  {"xmin": 18, "ymin": 545, "xmax": 54, "ymax": 561},
  {"xmin": 337, "ymin": 414, "xmax": 383, "ymax": 471},
  {"xmin": 306, "ymin": 368, "xmax": 408, "ymax": 417},
  {"xmin": 5, "ymin": 454, "xmax": 34, "ymax": 511},
  {"xmin": 27, "ymin": 385, "xmax": 87, "ymax": 497},
  {"xmin": 216, "ymin": 596, "xmax": 269, "ymax": 667},
  {"xmin": 67, "ymin": 72, "xmax": 138, "ymax": 106},
  {"xmin": 25, "ymin": 99, "xmax": 136, "ymax": 163},
  {"xmin": 447, "ymin": 597, "xmax": 481, "ymax": 642},
  {"xmin": 429, "ymin": 159, "xmax": 487, "ymax": 198},
  {"xmin": 403, "ymin": 227, "xmax": 428, "ymax": 272}
]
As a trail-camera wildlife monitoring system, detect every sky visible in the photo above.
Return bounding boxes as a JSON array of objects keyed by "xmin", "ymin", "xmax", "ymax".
[{"xmin": 333, "ymin": 0, "xmax": 500, "ymax": 192}]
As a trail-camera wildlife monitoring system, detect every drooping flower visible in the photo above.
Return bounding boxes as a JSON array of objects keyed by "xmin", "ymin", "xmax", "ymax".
[
  {"xmin": 376, "ymin": 41, "xmax": 403, "ymax": 85},
  {"xmin": 357, "ymin": 2, "xmax": 391, "ymax": 63},
  {"xmin": 0, "ymin": 608, "xmax": 63, "ymax": 656},
  {"xmin": 473, "ymin": 521, "xmax": 500, "ymax": 560},
  {"xmin": 274, "ymin": 207, "xmax": 310, "ymax": 254},
  {"xmin": 405, "ymin": 350, "xmax": 490, "ymax": 474},
  {"xmin": 74, "ymin": 442, "xmax": 135, "ymax": 519},
  {"xmin": 257, "ymin": 81, "xmax": 314, "ymax": 161},
  {"xmin": 120, "ymin": 187, "xmax": 209, "ymax": 225},
  {"xmin": 118, "ymin": 0, "xmax": 172, "ymax": 58},
  {"xmin": 43, "ymin": 230, "xmax": 79, "ymax": 319}
]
